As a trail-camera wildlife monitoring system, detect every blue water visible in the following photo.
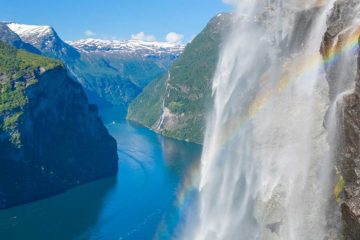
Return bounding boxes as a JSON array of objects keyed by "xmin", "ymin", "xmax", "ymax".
[{"xmin": 0, "ymin": 109, "xmax": 201, "ymax": 240}]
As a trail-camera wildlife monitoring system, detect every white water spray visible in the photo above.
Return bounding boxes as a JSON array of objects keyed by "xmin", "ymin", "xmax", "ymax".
[{"xmin": 181, "ymin": 1, "xmax": 339, "ymax": 239}]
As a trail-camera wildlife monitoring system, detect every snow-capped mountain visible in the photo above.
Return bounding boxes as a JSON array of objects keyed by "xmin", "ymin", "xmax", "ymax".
[
  {"xmin": 0, "ymin": 22, "xmax": 40, "ymax": 54},
  {"xmin": 5, "ymin": 23, "xmax": 184, "ymax": 59},
  {"xmin": 7, "ymin": 23, "xmax": 53, "ymax": 38},
  {"xmin": 68, "ymin": 38, "xmax": 185, "ymax": 57},
  {"xmin": 7, "ymin": 23, "xmax": 79, "ymax": 60},
  {"xmin": 2, "ymin": 22, "xmax": 184, "ymax": 109}
]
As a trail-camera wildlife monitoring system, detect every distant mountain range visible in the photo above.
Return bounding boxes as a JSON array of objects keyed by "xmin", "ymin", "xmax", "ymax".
[
  {"xmin": 1, "ymin": 14, "xmax": 229, "ymax": 144},
  {"xmin": 69, "ymin": 38, "xmax": 184, "ymax": 57},
  {"xmin": 2, "ymin": 22, "xmax": 184, "ymax": 112}
]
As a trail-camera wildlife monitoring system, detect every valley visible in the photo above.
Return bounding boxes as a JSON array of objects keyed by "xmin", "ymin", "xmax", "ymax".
[{"xmin": 2, "ymin": 1, "xmax": 360, "ymax": 239}]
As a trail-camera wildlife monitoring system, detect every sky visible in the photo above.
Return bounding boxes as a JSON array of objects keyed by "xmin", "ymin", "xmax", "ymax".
[{"xmin": 0, "ymin": 0, "xmax": 231, "ymax": 42}]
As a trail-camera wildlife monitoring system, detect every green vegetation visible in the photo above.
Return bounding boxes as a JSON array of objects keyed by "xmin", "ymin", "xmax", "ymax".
[
  {"xmin": 0, "ymin": 41, "xmax": 62, "ymax": 146},
  {"xmin": 0, "ymin": 41, "xmax": 61, "ymax": 78},
  {"xmin": 334, "ymin": 168, "xmax": 345, "ymax": 203},
  {"xmin": 69, "ymin": 54, "xmax": 169, "ymax": 108},
  {"xmin": 168, "ymin": 101, "xmax": 185, "ymax": 113},
  {"xmin": 127, "ymin": 76, "xmax": 166, "ymax": 127},
  {"xmin": 128, "ymin": 13, "xmax": 231, "ymax": 143}
]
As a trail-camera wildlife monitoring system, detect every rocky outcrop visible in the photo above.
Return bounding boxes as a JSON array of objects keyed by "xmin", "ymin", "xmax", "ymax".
[
  {"xmin": 320, "ymin": 0, "xmax": 359, "ymax": 101},
  {"xmin": 336, "ymin": 33, "xmax": 360, "ymax": 238},
  {"xmin": 0, "ymin": 42, "xmax": 118, "ymax": 209},
  {"xmin": 340, "ymin": 90, "xmax": 360, "ymax": 239},
  {"xmin": 321, "ymin": 1, "xmax": 360, "ymax": 239}
]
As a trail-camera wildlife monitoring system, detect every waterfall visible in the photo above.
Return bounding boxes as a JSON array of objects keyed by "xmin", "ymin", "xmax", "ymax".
[{"xmin": 180, "ymin": 1, "xmax": 339, "ymax": 239}]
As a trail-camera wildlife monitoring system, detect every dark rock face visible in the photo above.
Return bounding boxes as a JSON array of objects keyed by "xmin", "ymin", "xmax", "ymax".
[
  {"xmin": 339, "ymin": 38, "xmax": 360, "ymax": 239},
  {"xmin": 340, "ymin": 91, "xmax": 360, "ymax": 239},
  {"xmin": 0, "ymin": 66, "xmax": 118, "ymax": 209},
  {"xmin": 320, "ymin": 0, "xmax": 358, "ymax": 101},
  {"xmin": 321, "ymin": 1, "xmax": 360, "ymax": 239}
]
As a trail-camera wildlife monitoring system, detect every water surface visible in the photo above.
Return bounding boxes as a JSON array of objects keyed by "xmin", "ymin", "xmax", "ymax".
[{"xmin": 0, "ymin": 109, "xmax": 201, "ymax": 240}]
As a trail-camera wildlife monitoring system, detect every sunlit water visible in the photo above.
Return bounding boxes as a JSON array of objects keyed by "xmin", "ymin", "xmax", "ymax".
[{"xmin": 0, "ymin": 108, "xmax": 201, "ymax": 240}]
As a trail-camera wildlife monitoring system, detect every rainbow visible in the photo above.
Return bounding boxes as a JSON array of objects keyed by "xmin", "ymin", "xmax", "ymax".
[
  {"xmin": 155, "ymin": 26, "xmax": 360, "ymax": 239},
  {"xmin": 216, "ymin": 27, "xmax": 360, "ymax": 150},
  {"xmin": 154, "ymin": 161, "xmax": 201, "ymax": 239}
]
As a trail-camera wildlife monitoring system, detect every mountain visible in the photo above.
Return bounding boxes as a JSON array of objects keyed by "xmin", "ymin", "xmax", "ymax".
[
  {"xmin": 127, "ymin": 13, "xmax": 232, "ymax": 143},
  {"xmin": 0, "ymin": 23, "xmax": 40, "ymax": 54},
  {"xmin": 67, "ymin": 39, "xmax": 184, "ymax": 110},
  {"xmin": 69, "ymin": 38, "xmax": 183, "ymax": 60},
  {"xmin": 69, "ymin": 38, "xmax": 183, "ymax": 88},
  {"xmin": 0, "ymin": 41, "xmax": 118, "ymax": 209},
  {"xmin": 6, "ymin": 23, "xmax": 183, "ymax": 111},
  {"xmin": 7, "ymin": 23, "xmax": 80, "ymax": 60}
]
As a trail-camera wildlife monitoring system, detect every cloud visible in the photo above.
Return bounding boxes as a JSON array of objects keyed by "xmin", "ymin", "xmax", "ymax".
[
  {"xmin": 222, "ymin": 0, "xmax": 236, "ymax": 3},
  {"xmin": 166, "ymin": 32, "xmax": 184, "ymax": 43},
  {"xmin": 85, "ymin": 30, "xmax": 96, "ymax": 37},
  {"xmin": 131, "ymin": 32, "xmax": 157, "ymax": 42}
]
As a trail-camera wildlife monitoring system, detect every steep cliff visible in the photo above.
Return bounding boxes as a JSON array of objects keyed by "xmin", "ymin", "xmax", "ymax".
[
  {"xmin": 0, "ymin": 41, "xmax": 118, "ymax": 209},
  {"xmin": 338, "ymin": 42, "xmax": 360, "ymax": 240},
  {"xmin": 127, "ymin": 13, "xmax": 231, "ymax": 143},
  {"xmin": 321, "ymin": 0, "xmax": 360, "ymax": 239}
]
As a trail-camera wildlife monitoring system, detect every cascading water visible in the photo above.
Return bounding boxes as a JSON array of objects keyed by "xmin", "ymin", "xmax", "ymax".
[{"xmin": 180, "ymin": 1, "xmax": 340, "ymax": 239}]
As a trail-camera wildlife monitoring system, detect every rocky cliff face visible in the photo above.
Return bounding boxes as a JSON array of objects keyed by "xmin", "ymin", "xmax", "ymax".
[
  {"xmin": 128, "ymin": 13, "xmax": 232, "ymax": 143},
  {"xmin": 321, "ymin": 0, "xmax": 360, "ymax": 239},
  {"xmin": 0, "ymin": 42, "xmax": 118, "ymax": 209},
  {"xmin": 339, "ymin": 90, "xmax": 360, "ymax": 239}
]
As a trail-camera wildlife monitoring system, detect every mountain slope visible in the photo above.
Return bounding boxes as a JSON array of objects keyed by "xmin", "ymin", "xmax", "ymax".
[
  {"xmin": 7, "ymin": 23, "xmax": 80, "ymax": 60},
  {"xmin": 0, "ymin": 23, "xmax": 40, "ymax": 54},
  {"xmin": 70, "ymin": 38, "xmax": 184, "ymax": 88},
  {"xmin": 0, "ymin": 41, "xmax": 118, "ymax": 209},
  {"xmin": 6, "ymin": 23, "xmax": 183, "ymax": 111},
  {"xmin": 68, "ymin": 39, "xmax": 184, "ymax": 109},
  {"xmin": 128, "ymin": 13, "xmax": 231, "ymax": 143}
]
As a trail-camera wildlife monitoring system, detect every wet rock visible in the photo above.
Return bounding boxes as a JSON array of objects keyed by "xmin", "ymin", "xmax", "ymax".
[{"xmin": 321, "ymin": 1, "xmax": 360, "ymax": 239}]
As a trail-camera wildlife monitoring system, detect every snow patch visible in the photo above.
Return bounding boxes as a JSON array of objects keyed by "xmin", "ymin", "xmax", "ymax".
[
  {"xmin": 68, "ymin": 38, "xmax": 185, "ymax": 55},
  {"xmin": 7, "ymin": 23, "xmax": 53, "ymax": 38}
]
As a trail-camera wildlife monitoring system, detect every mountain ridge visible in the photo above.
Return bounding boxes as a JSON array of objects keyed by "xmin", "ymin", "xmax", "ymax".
[
  {"xmin": 69, "ymin": 38, "xmax": 184, "ymax": 56},
  {"xmin": 7, "ymin": 22, "xmax": 80, "ymax": 60},
  {"xmin": 3, "ymin": 22, "xmax": 183, "ymax": 110}
]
